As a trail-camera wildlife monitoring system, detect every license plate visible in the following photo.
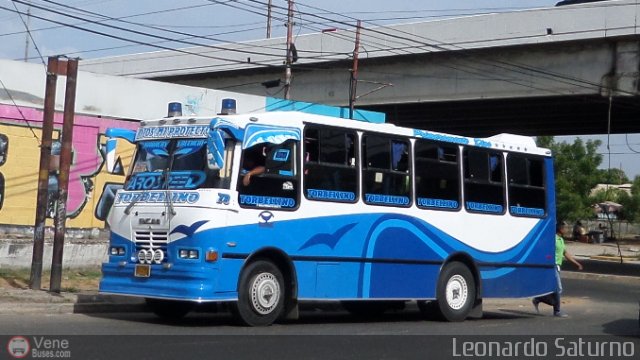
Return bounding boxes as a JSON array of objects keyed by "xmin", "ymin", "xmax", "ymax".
[{"xmin": 134, "ymin": 264, "xmax": 151, "ymax": 277}]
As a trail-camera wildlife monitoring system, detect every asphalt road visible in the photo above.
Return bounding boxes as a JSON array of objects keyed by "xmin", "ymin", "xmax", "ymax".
[{"xmin": 0, "ymin": 276, "xmax": 638, "ymax": 359}]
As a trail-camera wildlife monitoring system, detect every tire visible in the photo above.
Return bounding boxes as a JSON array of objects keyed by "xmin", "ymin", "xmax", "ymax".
[
  {"xmin": 146, "ymin": 298, "xmax": 194, "ymax": 320},
  {"xmin": 435, "ymin": 261, "xmax": 476, "ymax": 322},
  {"xmin": 235, "ymin": 260, "xmax": 285, "ymax": 326}
]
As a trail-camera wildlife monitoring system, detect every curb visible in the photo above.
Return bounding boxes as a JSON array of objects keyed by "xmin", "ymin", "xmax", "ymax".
[
  {"xmin": 0, "ymin": 302, "xmax": 148, "ymax": 315},
  {"xmin": 562, "ymin": 270, "xmax": 640, "ymax": 283},
  {"xmin": 0, "ymin": 291, "xmax": 147, "ymax": 315},
  {"xmin": 564, "ymin": 258, "xmax": 640, "ymax": 277}
]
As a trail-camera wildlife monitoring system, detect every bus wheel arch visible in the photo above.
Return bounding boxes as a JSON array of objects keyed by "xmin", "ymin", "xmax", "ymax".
[
  {"xmin": 434, "ymin": 254, "xmax": 481, "ymax": 322},
  {"xmin": 235, "ymin": 248, "xmax": 298, "ymax": 326}
]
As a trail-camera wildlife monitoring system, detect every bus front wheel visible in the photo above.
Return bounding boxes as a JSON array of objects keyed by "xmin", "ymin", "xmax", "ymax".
[
  {"xmin": 436, "ymin": 261, "xmax": 476, "ymax": 322},
  {"xmin": 236, "ymin": 260, "xmax": 285, "ymax": 326}
]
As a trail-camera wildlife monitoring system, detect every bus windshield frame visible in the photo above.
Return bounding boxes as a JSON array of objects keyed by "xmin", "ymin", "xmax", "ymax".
[{"xmin": 125, "ymin": 138, "xmax": 235, "ymax": 191}]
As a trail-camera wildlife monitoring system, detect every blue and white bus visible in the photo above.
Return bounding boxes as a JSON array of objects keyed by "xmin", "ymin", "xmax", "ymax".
[{"xmin": 99, "ymin": 102, "xmax": 557, "ymax": 326}]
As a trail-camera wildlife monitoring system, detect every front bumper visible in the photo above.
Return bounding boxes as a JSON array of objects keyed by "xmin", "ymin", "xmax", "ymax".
[{"xmin": 99, "ymin": 262, "xmax": 237, "ymax": 302}]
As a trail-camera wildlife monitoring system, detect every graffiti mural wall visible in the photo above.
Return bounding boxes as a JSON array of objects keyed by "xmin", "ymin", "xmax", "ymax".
[{"xmin": 0, "ymin": 104, "xmax": 137, "ymax": 229}]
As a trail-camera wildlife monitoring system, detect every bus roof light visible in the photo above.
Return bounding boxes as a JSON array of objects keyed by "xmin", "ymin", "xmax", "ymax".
[
  {"xmin": 168, "ymin": 102, "xmax": 182, "ymax": 117},
  {"xmin": 220, "ymin": 98, "xmax": 236, "ymax": 115}
]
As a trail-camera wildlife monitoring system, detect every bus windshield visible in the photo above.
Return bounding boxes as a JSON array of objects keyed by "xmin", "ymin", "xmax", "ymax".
[{"xmin": 126, "ymin": 138, "xmax": 234, "ymax": 190}]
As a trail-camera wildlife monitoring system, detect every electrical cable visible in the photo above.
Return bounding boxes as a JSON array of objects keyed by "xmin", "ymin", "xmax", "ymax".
[
  {"xmin": 15, "ymin": 0, "xmax": 293, "ymax": 61},
  {"xmin": 289, "ymin": 0, "xmax": 640, "ymax": 98},
  {"xmin": 10, "ymin": 1, "xmax": 46, "ymax": 68},
  {"xmin": 1, "ymin": 2, "xmax": 283, "ymax": 69},
  {"xmin": 0, "ymin": 77, "xmax": 41, "ymax": 143},
  {"xmin": 293, "ymin": 0, "xmax": 610, "ymax": 93}
]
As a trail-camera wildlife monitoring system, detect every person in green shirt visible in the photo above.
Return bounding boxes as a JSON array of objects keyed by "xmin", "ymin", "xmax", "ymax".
[{"xmin": 533, "ymin": 222, "xmax": 583, "ymax": 317}]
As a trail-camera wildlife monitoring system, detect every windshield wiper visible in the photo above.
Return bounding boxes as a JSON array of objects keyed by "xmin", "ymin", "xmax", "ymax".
[
  {"xmin": 124, "ymin": 190, "xmax": 139, "ymax": 215},
  {"xmin": 164, "ymin": 149, "xmax": 176, "ymax": 216},
  {"xmin": 164, "ymin": 167, "xmax": 176, "ymax": 216}
]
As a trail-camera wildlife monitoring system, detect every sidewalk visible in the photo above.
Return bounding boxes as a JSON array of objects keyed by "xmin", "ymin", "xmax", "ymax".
[
  {"xmin": 0, "ymin": 241, "xmax": 637, "ymax": 316},
  {"xmin": 0, "ymin": 287, "xmax": 146, "ymax": 315},
  {"xmin": 566, "ymin": 240, "xmax": 640, "ymax": 261},
  {"xmin": 564, "ymin": 240, "xmax": 640, "ymax": 277}
]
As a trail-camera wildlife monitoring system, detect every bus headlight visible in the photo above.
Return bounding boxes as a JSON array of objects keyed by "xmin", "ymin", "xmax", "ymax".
[
  {"xmin": 137, "ymin": 249, "xmax": 153, "ymax": 264},
  {"xmin": 153, "ymin": 249, "xmax": 164, "ymax": 264},
  {"xmin": 110, "ymin": 246, "xmax": 125, "ymax": 256},
  {"xmin": 178, "ymin": 249, "xmax": 199, "ymax": 260}
]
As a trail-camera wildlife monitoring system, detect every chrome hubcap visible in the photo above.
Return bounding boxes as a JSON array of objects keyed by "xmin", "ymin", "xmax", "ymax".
[
  {"xmin": 250, "ymin": 272, "xmax": 280, "ymax": 315},
  {"xmin": 445, "ymin": 274, "xmax": 468, "ymax": 310}
]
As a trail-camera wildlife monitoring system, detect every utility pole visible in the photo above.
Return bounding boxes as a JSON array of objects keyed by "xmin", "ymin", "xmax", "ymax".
[
  {"xmin": 50, "ymin": 58, "xmax": 79, "ymax": 293},
  {"xmin": 349, "ymin": 20, "xmax": 362, "ymax": 119},
  {"xmin": 30, "ymin": 56, "xmax": 60, "ymax": 290},
  {"xmin": 266, "ymin": 0, "xmax": 272, "ymax": 39},
  {"xmin": 24, "ymin": 1, "xmax": 31, "ymax": 62},
  {"xmin": 284, "ymin": 0, "xmax": 294, "ymax": 100}
]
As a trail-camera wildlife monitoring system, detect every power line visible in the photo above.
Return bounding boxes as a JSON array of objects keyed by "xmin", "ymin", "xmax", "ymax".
[
  {"xmin": 23, "ymin": 25, "xmax": 268, "ymax": 61},
  {"xmin": 16, "ymin": 0, "xmax": 290, "ymax": 60},
  {"xmin": 290, "ymin": 0, "xmax": 640, "ymax": 99},
  {"xmin": 8, "ymin": 0, "xmax": 636, "ymax": 102},
  {"xmin": 2, "ymin": 2, "xmax": 284, "ymax": 69},
  {"xmin": 0, "ymin": 77, "xmax": 41, "ymax": 142},
  {"xmin": 10, "ymin": 0, "xmax": 351, "ymax": 67},
  {"xmin": 0, "ymin": 3, "xmax": 263, "ymax": 38},
  {"xmin": 36, "ymin": 0, "xmax": 297, "ymax": 55},
  {"xmin": 11, "ymin": 0, "xmax": 46, "ymax": 68}
]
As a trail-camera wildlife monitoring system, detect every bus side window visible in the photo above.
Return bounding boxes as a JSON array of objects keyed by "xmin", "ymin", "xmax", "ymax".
[
  {"xmin": 463, "ymin": 148, "xmax": 505, "ymax": 214},
  {"xmin": 238, "ymin": 140, "xmax": 299, "ymax": 210},
  {"xmin": 362, "ymin": 134, "xmax": 411, "ymax": 207},
  {"xmin": 303, "ymin": 126, "xmax": 358, "ymax": 203},
  {"xmin": 415, "ymin": 140, "xmax": 460, "ymax": 211},
  {"xmin": 507, "ymin": 155, "xmax": 546, "ymax": 217}
]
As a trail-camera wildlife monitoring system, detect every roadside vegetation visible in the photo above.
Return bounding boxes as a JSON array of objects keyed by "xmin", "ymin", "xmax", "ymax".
[
  {"xmin": 0, "ymin": 267, "xmax": 101, "ymax": 292},
  {"xmin": 537, "ymin": 136, "xmax": 640, "ymax": 235}
]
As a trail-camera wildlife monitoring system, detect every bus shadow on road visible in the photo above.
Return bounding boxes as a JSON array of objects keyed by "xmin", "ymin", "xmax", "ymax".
[
  {"xmin": 84, "ymin": 306, "xmax": 531, "ymax": 328},
  {"xmin": 477, "ymin": 309, "xmax": 536, "ymax": 320},
  {"xmin": 601, "ymin": 318, "xmax": 640, "ymax": 337}
]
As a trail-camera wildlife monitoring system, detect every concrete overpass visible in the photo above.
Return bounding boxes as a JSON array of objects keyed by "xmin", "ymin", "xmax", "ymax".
[{"xmin": 81, "ymin": 0, "xmax": 640, "ymax": 137}]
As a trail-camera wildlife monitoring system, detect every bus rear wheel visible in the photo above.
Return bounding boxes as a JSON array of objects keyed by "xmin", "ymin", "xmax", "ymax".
[
  {"xmin": 146, "ymin": 298, "xmax": 194, "ymax": 320},
  {"xmin": 436, "ymin": 261, "xmax": 476, "ymax": 322},
  {"xmin": 235, "ymin": 260, "xmax": 285, "ymax": 326}
]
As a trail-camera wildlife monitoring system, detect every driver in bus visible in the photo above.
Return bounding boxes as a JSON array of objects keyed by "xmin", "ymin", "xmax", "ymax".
[{"xmin": 241, "ymin": 145, "xmax": 266, "ymax": 186}]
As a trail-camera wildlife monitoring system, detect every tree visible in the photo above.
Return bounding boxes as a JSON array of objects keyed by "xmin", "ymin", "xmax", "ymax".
[
  {"xmin": 537, "ymin": 136, "xmax": 604, "ymax": 222},
  {"xmin": 598, "ymin": 168, "xmax": 629, "ymax": 185},
  {"xmin": 618, "ymin": 176, "xmax": 640, "ymax": 222}
]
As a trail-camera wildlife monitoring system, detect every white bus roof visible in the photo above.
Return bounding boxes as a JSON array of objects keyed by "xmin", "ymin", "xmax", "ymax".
[{"xmin": 138, "ymin": 111, "xmax": 551, "ymax": 157}]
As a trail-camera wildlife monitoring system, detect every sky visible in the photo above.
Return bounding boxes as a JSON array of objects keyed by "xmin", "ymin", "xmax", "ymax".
[
  {"xmin": 0, "ymin": 0, "xmax": 561, "ymax": 61},
  {"xmin": 1, "ymin": 0, "xmax": 638, "ymax": 178}
]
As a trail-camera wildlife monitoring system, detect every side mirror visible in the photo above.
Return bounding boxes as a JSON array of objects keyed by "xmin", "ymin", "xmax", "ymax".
[
  {"xmin": 208, "ymin": 118, "xmax": 244, "ymax": 170},
  {"xmin": 103, "ymin": 128, "xmax": 135, "ymax": 175},
  {"xmin": 105, "ymin": 137, "xmax": 118, "ymax": 173},
  {"xmin": 95, "ymin": 183, "xmax": 122, "ymax": 222}
]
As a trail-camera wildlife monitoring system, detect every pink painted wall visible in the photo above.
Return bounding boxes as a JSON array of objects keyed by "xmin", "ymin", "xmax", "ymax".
[{"xmin": 0, "ymin": 104, "xmax": 138, "ymax": 227}]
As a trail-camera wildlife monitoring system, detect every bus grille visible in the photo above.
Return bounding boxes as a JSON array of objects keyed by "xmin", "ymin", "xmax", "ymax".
[{"xmin": 134, "ymin": 230, "xmax": 169, "ymax": 263}]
